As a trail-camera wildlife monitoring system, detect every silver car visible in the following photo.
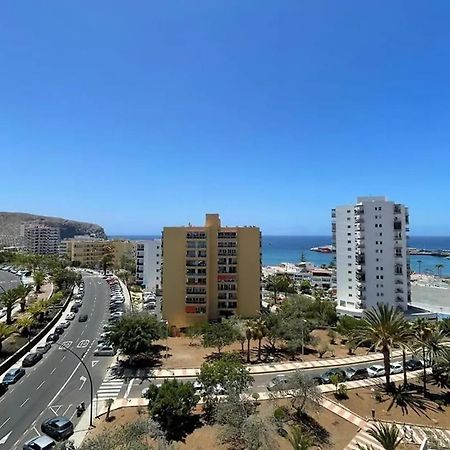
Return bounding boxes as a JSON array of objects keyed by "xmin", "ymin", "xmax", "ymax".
[{"xmin": 23, "ymin": 435, "xmax": 55, "ymax": 450}]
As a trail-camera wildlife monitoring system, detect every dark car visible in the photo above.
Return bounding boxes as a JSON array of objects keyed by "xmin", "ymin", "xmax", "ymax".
[
  {"xmin": 46, "ymin": 333, "xmax": 60, "ymax": 343},
  {"xmin": 405, "ymin": 359, "xmax": 423, "ymax": 371},
  {"xmin": 314, "ymin": 368, "xmax": 346, "ymax": 385},
  {"xmin": 54, "ymin": 326, "xmax": 65, "ymax": 335},
  {"xmin": 78, "ymin": 314, "xmax": 88, "ymax": 322},
  {"xmin": 41, "ymin": 417, "xmax": 74, "ymax": 441},
  {"xmin": 70, "ymin": 305, "xmax": 79, "ymax": 313},
  {"xmin": 2, "ymin": 367, "xmax": 26, "ymax": 384},
  {"xmin": 22, "ymin": 352, "xmax": 43, "ymax": 368},
  {"xmin": 0, "ymin": 383, "xmax": 7, "ymax": 396},
  {"xmin": 344, "ymin": 367, "xmax": 369, "ymax": 381},
  {"xmin": 36, "ymin": 343, "xmax": 52, "ymax": 355}
]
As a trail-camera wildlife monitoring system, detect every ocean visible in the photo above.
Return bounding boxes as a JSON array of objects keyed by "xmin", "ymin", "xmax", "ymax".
[{"xmin": 110, "ymin": 235, "xmax": 450, "ymax": 277}]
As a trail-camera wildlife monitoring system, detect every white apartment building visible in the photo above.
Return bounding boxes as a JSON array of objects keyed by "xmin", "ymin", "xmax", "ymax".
[
  {"xmin": 20, "ymin": 223, "xmax": 60, "ymax": 255},
  {"xmin": 136, "ymin": 239, "xmax": 162, "ymax": 290},
  {"xmin": 332, "ymin": 196, "xmax": 410, "ymax": 316}
]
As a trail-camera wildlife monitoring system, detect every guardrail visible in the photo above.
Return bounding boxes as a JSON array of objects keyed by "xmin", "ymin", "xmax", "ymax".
[{"xmin": 0, "ymin": 288, "xmax": 74, "ymax": 376}]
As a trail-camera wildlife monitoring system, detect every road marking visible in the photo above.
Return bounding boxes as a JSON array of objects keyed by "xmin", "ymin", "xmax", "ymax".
[
  {"xmin": 59, "ymin": 340, "xmax": 73, "ymax": 350},
  {"xmin": 91, "ymin": 360, "xmax": 99, "ymax": 368},
  {"xmin": 32, "ymin": 426, "xmax": 40, "ymax": 437},
  {"xmin": 77, "ymin": 339, "xmax": 90, "ymax": 348},
  {"xmin": 124, "ymin": 379, "xmax": 134, "ymax": 399},
  {"xmin": 79, "ymin": 375, "xmax": 87, "ymax": 390},
  {"xmin": 61, "ymin": 355, "xmax": 66, "ymax": 361},
  {"xmin": 50, "ymin": 368, "xmax": 57, "ymax": 375},
  {"xmin": 63, "ymin": 404, "xmax": 72, "ymax": 416},
  {"xmin": 0, "ymin": 430, "xmax": 12, "ymax": 444},
  {"xmin": 20, "ymin": 397, "xmax": 30, "ymax": 407},
  {"xmin": 48, "ymin": 360, "xmax": 82, "ymax": 407},
  {"xmin": 80, "ymin": 328, "xmax": 85, "ymax": 336},
  {"xmin": 0, "ymin": 418, "xmax": 10, "ymax": 430},
  {"xmin": 37, "ymin": 381, "xmax": 45, "ymax": 390}
]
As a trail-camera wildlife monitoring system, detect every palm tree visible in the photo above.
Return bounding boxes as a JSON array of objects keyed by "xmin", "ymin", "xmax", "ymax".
[
  {"xmin": 27, "ymin": 300, "xmax": 48, "ymax": 323},
  {"xmin": 435, "ymin": 264, "xmax": 444, "ymax": 278},
  {"xmin": 15, "ymin": 284, "xmax": 33, "ymax": 312},
  {"xmin": 100, "ymin": 252, "xmax": 114, "ymax": 276},
  {"xmin": 16, "ymin": 315, "xmax": 36, "ymax": 340},
  {"xmin": 0, "ymin": 323, "xmax": 15, "ymax": 353},
  {"xmin": 397, "ymin": 323, "xmax": 414, "ymax": 387},
  {"xmin": 252, "ymin": 317, "xmax": 268, "ymax": 361},
  {"xmin": 0, "ymin": 288, "xmax": 20, "ymax": 324},
  {"xmin": 365, "ymin": 422, "xmax": 402, "ymax": 450},
  {"xmin": 33, "ymin": 271, "xmax": 46, "ymax": 293},
  {"xmin": 412, "ymin": 318, "xmax": 434, "ymax": 396},
  {"xmin": 354, "ymin": 303, "xmax": 407, "ymax": 387},
  {"xmin": 285, "ymin": 425, "xmax": 314, "ymax": 450},
  {"xmin": 245, "ymin": 320, "xmax": 253, "ymax": 363}
]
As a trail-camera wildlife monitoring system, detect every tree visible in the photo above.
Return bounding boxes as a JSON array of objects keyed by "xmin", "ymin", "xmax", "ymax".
[
  {"xmin": 0, "ymin": 323, "xmax": 15, "ymax": 353},
  {"xmin": 285, "ymin": 425, "xmax": 314, "ymax": 450},
  {"xmin": 198, "ymin": 353, "xmax": 253, "ymax": 402},
  {"xmin": 251, "ymin": 317, "xmax": 268, "ymax": 361},
  {"xmin": 299, "ymin": 280, "xmax": 312, "ymax": 295},
  {"xmin": 266, "ymin": 273, "xmax": 296, "ymax": 302},
  {"xmin": 16, "ymin": 315, "xmax": 36, "ymax": 339},
  {"xmin": 435, "ymin": 264, "xmax": 444, "ymax": 278},
  {"xmin": 202, "ymin": 321, "xmax": 236, "ymax": 354},
  {"xmin": 354, "ymin": 303, "xmax": 407, "ymax": 388},
  {"xmin": 316, "ymin": 341, "xmax": 330, "ymax": 358},
  {"xmin": 264, "ymin": 312, "xmax": 283, "ymax": 354},
  {"xmin": 14, "ymin": 284, "xmax": 32, "ymax": 313},
  {"xmin": 245, "ymin": 320, "xmax": 253, "ymax": 363},
  {"xmin": 329, "ymin": 373, "xmax": 344, "ymax": 394},
  {"xmin": 185, "ymin": 323, "xmax": 205, "ymax": 346},
  {"xmin": 52, "ymin": 268, "xmax": 80, "ymax": 292},
  {"xmin": 0, "ymin": 288, "xmax": 20, "ymax": 324},
  {"xmin": 336, "ymin": 315, "xmax": 362, "ymax": 342},
  {"xmin": 359, "ymin": 422, "xmax": 402, "ymax": 450},
  {"xmin": 269, "ymin": 370, "xmax": 322, "ymax": 417},
  {"xmin": 27, "ymin": 299, "xmax": 48, "ymax": 323},
  {"xmin": 309, "ymin": 297, "xmax": 337, "ymax": 326},
  {"xmin": 100, "ymin": 252, "xmax": 114, "ymax": 275},
  {"xmin": 108, "ymin": 313, "xmax": 164, "ymax": 359},
  {"xmin": 33, "ymin": 271, "xmax": 46, "ymax": 293},
  {"xmin": 144, "ymin": 379, "xmax": 199, "ymax": 440},
  {"xmin": 105, "ymin": 398, "xmax": 114, "ymax": 421}
]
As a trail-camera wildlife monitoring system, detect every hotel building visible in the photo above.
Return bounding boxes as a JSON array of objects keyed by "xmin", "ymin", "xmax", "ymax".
[
  {"xmin": 332, "ymin": 196, "xmax": 410, "ymax": 316},
  {"xmin": 135, "ymin": 239, "xmax": 162, "ymax": 290},
  {"xmin": 162, "ymin": 214, "xmax": 261, "ymax": 329},
  {"xmin": 21, "ymin": 223, "xmax": 60, "ymax": 255}
]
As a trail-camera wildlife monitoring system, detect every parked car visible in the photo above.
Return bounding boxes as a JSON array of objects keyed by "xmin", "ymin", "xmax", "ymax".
[
  {"xmin": 22, "ymin": 352, "xmax": 43, "ymax": 367},
  {"xmin": 59, "ymin": 321, "xmax": 70, "ymax": 329},
  {"xmin": 41, "ymin": 417, "xmax": 74, "ymax": 440},
  {"xmin": 36, "ymin": 343, "xmax": 52, "ymax": 355},
  {"xmin": 390, "ymin": 362, "xmax": 403, "ymax": 374},
  {"xmin": 65, "ymin": 312, "xmax": 75, "ymax": 321},
  {"xmin": 405, "ymin": 359, "xmax": 423, "ymax": 371},
  {"xmin": 54, "ymin": 326, "xmax": 65, "ymax": 335},
  {"xmin": 367, "ymin": 365, "xmax": 386, "ymax": 378},
  {"xmin": 93, "ymin": 345, "xmax": 116, "ymax": 356},
  {"xmin": 110, "ymin": 311, "xmax": 124, "ymax": 319},
  {"xmin": 267, "ymin": 375, "xmax": 289, "ymax": 391},
  {"xmin": 344, "ymin": 367, "xmax": 368, "ymax": 381},
  {"xmin": 0, "ymin": 383, "xmax": 7, "ymax": 396},
  {"xmin": 46, "ymin": 333, "xmax": 60, "ymax": 343},
  {"xmin": 0, "ymin": 308, "xmax": 6, "ymax": 319},
  {"xmin": 2, "ymin": 367, "xmax": 26, "ymax": 384},
  {"xmin": 314, "ymin": 368, "xmax": 346, "ymax": 385},
  {"xmin": 23, "ymin": 435, "xmax": 56, "ymax": 450},
  {"xmin": 78, "ymin": 314, "xmax": 88, "ymax": 322},
  {"xmin": 74, "ymin": 299, "xmax": 83, "ymax": 307},
  {"xmin": 70, "ymin": 305, "xmax": 79, "ymax": 313}
]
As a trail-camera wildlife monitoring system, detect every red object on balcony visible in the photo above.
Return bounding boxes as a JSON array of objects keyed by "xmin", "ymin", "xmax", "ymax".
[
  {"xmin": 217, "ymin": 274, "xmax": 236, "ymax": 281},
  {"xmin": 185, "ymin": 305, "xmax": 197, "ymax": 313}
]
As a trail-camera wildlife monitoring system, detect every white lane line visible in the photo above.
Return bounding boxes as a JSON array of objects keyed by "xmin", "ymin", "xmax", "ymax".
[
  {"xmin": 124, "ymin": 379, "xmax": 134, "ymax": 399},
  {"xmin": 63, "ymin": 404, "xmax": 72, "ymax": 416},
  {"xmin": 37, "ymin": 381, "xmax": 46, "ymax": 390},
  {"xmin": 61, "ymin": 355, "xmax": 66, "ymax": 361},
  {"xmin": 0, "ymin": 417, "xmax": 10, "ymax": 430},
  {"xmin": 48, "ymin": 360, "xmax": 82, "ymax": 407},
  {"xmin": 50, "ymin": 368, "xmax": 57, "ymax": 375},
  {"xmin": 32, "ymin": 426, "xmax": 40, "ymax": 437},
  {"xmin": 20, "ymin": 398, "xmax": 30, "ymax": 407}
]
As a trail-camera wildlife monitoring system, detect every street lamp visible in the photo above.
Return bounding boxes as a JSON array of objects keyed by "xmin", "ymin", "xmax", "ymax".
[
  {"xmin": 59, "ymin": 343, "xmax": 95, "ymax": 428},
  {"xmin": 0, "ymin": 285, "xmax": 6, "ymax": 294}
]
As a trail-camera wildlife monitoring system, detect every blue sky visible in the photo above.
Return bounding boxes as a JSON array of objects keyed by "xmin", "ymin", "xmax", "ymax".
[{"xmin": 1, "ymin": 1, "xmax": 450, "ymax": 235}]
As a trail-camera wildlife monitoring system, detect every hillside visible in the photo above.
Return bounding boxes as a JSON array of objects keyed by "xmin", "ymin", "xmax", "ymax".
[{"xmin": 0, "ymin": 212, "xmax": 106, "ymax": 239}]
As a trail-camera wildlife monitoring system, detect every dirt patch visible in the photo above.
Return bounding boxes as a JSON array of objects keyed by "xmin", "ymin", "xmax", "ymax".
[{"xmin": 86, "ymin": 400, "xmax": 358, "ymax": 450}]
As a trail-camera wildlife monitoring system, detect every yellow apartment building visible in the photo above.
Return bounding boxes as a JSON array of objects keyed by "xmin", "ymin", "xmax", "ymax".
[{"xmin": 162, "ymin": 214, "xmax": 261, "ymax": 330}]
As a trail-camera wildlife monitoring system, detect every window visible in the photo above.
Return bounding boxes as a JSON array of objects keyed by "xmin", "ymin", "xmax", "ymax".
[
  {"xmin": 348, "ymin": 278, "xmax": 352, "ymax": 282},
  {"xmin": 348, "ymin": 255, "xmax": 352, "ymax": 259},
  {"xmin": 347, "ymin": 232, "xmax": 351, "ymax": 236},
  {"xmin": 347, "ymin": 225, "xmax": 351, "ymax": 229},
  {"xmin": 348, "ymin": 270, "xmax": 352, "ymax": 274},
  {"xmin": 347, "ymin": 247, "xmax": 351, "ymax": 251},
  {"xmin": 347, "ymin": 240, "xmax": 351, "ymax": 244},
  {"xmin": 380, "ymin": 275, "xmax": 384, "ymax": 279}
]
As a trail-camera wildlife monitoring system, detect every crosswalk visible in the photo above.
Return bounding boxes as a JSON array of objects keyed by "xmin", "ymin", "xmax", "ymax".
[
  {"xmin": 345, "ymin": 423, "xmax": 450, "ymax": 449},
  {"xmin": 95, "ymin": 368, "xmax": 124, "ymax": 400}
]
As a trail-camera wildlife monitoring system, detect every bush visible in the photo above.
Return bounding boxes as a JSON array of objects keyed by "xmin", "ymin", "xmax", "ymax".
[{"xmin": 336, "ymin": 383, "xmax": 348, "ymax": 400}]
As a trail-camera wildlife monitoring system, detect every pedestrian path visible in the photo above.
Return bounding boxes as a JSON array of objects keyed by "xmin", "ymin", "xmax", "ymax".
[
  {"xmin": 95, "ymin": 368, "xmax": 124, "ymax": 400},
  {"xmin": 152, "ymin": 349, "xmax": 406, "ymax": 378}
]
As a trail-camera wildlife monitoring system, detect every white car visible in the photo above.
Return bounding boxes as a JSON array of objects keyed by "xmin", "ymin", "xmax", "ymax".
[
  {"xmin": 0, "ymin": 308, "xmax": 6, "ymax": 319},
  {"xmin": 65, "ymin": 312, "xmax": 76, "ymax": 321},
  {"xmin": 367, "ymin": 365, "xmax": 385, "ymax": 378},
  {"xmin": 59, "ymin": 321, "xmax": 71, "ymax": 328},
  {"xmin": 390, "ymin": 362, "xmax": 403, "ymax": 374},
  {"xmin": 94, "ymin": 345, "xmax": 116, "ymax": 356},
  {"xmin": 110, "ymin": 311, "xmax": 124, "ymax": 319}
]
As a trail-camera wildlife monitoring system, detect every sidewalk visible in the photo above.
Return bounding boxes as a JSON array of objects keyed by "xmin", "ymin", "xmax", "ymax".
[{"xmin": 152, "ymin": 349, "xmax": 407, "ymax": 378}]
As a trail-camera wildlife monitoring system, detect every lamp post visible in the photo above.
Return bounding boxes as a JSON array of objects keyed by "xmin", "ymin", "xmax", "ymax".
[
  {"xmin": 0, "ymin": 285, "xmax": 6, "ymax": 294},
  {"xmin": 59, "ymin": 343, "xmax": 95, "ymax": 427}
]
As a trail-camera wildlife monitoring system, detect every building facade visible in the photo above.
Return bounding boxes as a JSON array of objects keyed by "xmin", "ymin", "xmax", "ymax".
[
  {"xmin": 162, "ymin": 214, "xmax": 261, "ymax": 329},
  {"xmin": 136, "ymin": 239, "xmax": 162, "ymax": 290},
  {"xmin": 21, "ymin": 223, "xmax": 60, "ymax": 254},
  {"xmin": 332, "ymin": 196, "xmax": 410, "ymax": 316}
]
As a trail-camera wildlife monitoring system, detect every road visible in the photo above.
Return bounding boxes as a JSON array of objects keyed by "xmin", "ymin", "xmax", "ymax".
[{"xmin": 0, "ymin": 273, "xmax": 115, "ymax": 449}]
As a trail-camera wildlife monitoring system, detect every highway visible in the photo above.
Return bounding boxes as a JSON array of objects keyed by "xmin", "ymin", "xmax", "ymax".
[{"xmin": 0, "ymin": 273, "xmax": 115, "ymax": 449}]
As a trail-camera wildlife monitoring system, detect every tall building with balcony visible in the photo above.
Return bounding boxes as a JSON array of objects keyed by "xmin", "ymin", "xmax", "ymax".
[
  {"xmin": 162, "ymin": 214, "xmax": 261, "ymax": 329},
  {"xmin": 332, "ymin": 196, "xmax": 410, "ymax": 316},
  {"xmin": 21, "ymin": 223, "xmax": 60, "ymax": 254},
  {"xmin": 135, "ymin": 239, "xmax": 162, "ymax": 290}
]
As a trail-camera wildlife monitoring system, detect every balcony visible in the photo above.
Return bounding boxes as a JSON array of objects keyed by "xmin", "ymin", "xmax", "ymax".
[
  {"xmin": 394, "ymin": 221, "xmax": 402, "ymax": 231},
  {"xmin": 395, "ymin": 296, "xmax": 404, "ymax": 303},
  {"xmin": 396, "ymin": 288, "xmax": 404, "ymax": 294}
]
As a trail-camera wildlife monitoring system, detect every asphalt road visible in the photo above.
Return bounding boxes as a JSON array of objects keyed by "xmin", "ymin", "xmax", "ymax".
[
  {"xmin": 0, "ymin": 273, "xmax": 115, "ymax": 449},
  {"xmin": 0, "ymin": 269, "xmax": 20, "ymax": 292}
]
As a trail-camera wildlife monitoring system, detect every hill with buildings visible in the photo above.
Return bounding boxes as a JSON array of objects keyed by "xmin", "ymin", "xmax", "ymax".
[{"xmin": 0, "ymin": 212, "xmax": 106, "ymax": 240}]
